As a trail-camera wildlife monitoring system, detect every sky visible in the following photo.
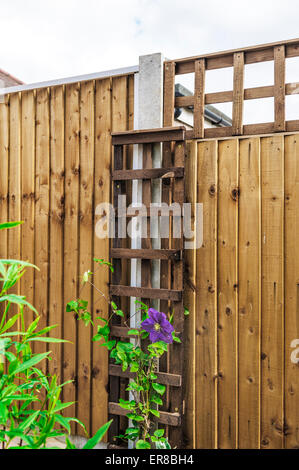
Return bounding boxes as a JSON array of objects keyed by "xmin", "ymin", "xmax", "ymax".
[{"xmin": 1, "ymin": 0, "xmax": 299, "ymax": 123}]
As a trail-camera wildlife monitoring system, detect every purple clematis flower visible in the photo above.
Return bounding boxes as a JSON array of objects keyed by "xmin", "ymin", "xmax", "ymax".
[{"xmin": 141, "ymin": 308, "xmax": 174, "ymax": 344}]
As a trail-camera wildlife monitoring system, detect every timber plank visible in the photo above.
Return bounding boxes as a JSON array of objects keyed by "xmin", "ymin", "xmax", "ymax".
[
  {"xmin": 195, "ymin": 140, "xmax": 218, "ymax": 449},
  {"xmin": 48, "ymin": 86, "xmax": 65, "ymax": 383},
  {"xmin": 77, "ymin": 79, "xmax": 94, "ymax": 435},
  {"xmin": 163, "ymin": 62, "xmax": 175, "ymax": 127},
  {"xmin": 183, "ymin": 141, "xmax": 197, "ymax": 448},
  {"xmin": 217, "ymin": 139, "xmax": 238, "ymax": 449},
  {"xmin": 232, "ymin": 52, "xmax": 244, "ymax": 135},
  {"xmin": 274, "ymin": 46, "xmax": 286, "ymax": 132},
  {"xmin": 109, "ymin": 365, "xmax": 182, "ymax": 387},
  {"xmin": 109, "ymin": 285, "xmax": 182, "ymax": 301},
  {"xmin": 63, "ymin": 83, "xmax": 80, "ymax": 423},
  {"xmin": 111, "ymin": 248, "xmax": 181, "ymax": 260},
  {"xmin": 109, "ymin": 402, "xmax": 181, "ymax": 427},
  {"xmin": 284, "ymin": 135, "xmax": 299, "ymax": 449},
  {"xmin": 238, "ymin": 138, "xmax": 261, "ymax": 448},
  {"xmin": 112, "ymin": 166, "xmax": 184, "ymax": 180},
  {"xmin": 111, "ymin": 126, "xmax": 185, "ymax": 145},
  {"xmin": 20, "ymin": 91, "xmax": 35, "ymax": 328},
  {"xmin": 92, "ymin": 78, "xmax": 112, "ymax": 436},
  {"xmin": 194, "ymin": 59, "xmax": 205, "ymax": 139},
  {"xmin": 0, "ymin": 96, "xmax": 9, "ymax": 260},
  {"xmin": 34, "ymin": 88, "xmax": 50, "ymax": 367},
  {"xmin": 260, "ymin": 136, "xmax": 284, "ymax": 449}
]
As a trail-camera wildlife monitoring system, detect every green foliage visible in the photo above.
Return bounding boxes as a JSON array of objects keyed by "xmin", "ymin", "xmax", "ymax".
[
  {"xmin": 71, "ymin": 265, "xmax": 180, "ymax": 449},
  {"xmin": 0, "ymin": 221, "xmax": 112, "ymax": 449}
]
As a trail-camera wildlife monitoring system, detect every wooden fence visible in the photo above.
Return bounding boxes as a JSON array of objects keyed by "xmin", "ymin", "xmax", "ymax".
[
  {"xmin": 0, "ymin": 73, "xmax": 134, "ymax": 436},
  {"xmin": 184, "ymin": 134, "xmax": 299, "ymax": 449}
]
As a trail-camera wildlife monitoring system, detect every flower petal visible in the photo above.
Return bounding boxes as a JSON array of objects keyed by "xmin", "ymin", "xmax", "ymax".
[
  {"xmin": 149, "ymin": 329, "xmax": 161, "ymax": 343},
  {"xmin": 141, "ymin": 318, "xmax": 155, "ymax": 333},
  {"xmin": 148, "ymin": 308, "xmax": 160, "ymax": 323},
  {"xmin": 159, "ymin": 332, "xmax": 173, "ymax": 344}
]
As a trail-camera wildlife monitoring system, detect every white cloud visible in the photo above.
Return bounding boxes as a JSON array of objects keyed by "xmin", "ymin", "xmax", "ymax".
[{"xmin": 0, "ymin": 0, "xmax": 299, "ymax": 122}]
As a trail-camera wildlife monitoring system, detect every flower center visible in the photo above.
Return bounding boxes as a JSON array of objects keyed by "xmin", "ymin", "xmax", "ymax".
[{"xmin": 154, "ymin": 323, "xmax": 161, "ymax": 331}]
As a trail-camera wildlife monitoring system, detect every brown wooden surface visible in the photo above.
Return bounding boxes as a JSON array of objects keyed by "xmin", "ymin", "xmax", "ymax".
[
  {"xmin": 194, "ymin": 59, "xmax": 205, "ymax": 139},
  {"xmin": 109, "ymin": 402, "xmax": 181, "ymax": 426},
  {"xmin": 232, "ymin": 52, "xmax": 244, "ymax": 135},
  {"xmin": 109, "ymin": 285, "xmax": 182, "ymax": 300},
  {"xmin": 112, "ymin": 166, "xmax": 184, "ymax": 180},
  {"xmin": 109, "ymin": 364, "xmax": 182, "ymax": 387},
  {"xmin": 0, "ymin": 74, "xmax": 134, "ymax": 438},
  {"xmin": 274, "ymin": 46, "xmax": 286, "ymax": 132},
  {"xmin": 111, "ymin": 248, "xmax": 181, "ymax": 260},
  {"xmin": 111, "ymin": 126, "xmax": 185, "ymax": 144}
]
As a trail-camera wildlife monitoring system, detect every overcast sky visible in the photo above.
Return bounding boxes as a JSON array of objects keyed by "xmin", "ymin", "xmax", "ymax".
[{"xmin": 1, "ymin": 0, "xmax": 299, "ymax": 123}]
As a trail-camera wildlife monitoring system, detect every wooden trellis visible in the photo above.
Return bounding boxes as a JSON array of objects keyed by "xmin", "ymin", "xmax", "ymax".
[
  {"xmin": 108, "ymin": 126, "xmax": 186, "ymax": 448},
  {"xmin": 164, "ymin": 37, "xmax": 299, "ymax": 139}
]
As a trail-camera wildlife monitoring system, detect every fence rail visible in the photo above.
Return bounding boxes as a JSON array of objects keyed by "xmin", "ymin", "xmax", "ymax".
[{"xmin": 164, "ymin": 37, "xmax": 299, "ymax": 139}]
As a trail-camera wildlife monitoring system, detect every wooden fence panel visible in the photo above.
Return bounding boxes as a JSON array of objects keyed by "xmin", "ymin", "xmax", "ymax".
[
  {"xmin": 191, "ymin": 133, "xmax": 298, "ymax": 449},
  {"xmin": 0, "ymin": 74, "xmax": 134, "ymax": 438}
]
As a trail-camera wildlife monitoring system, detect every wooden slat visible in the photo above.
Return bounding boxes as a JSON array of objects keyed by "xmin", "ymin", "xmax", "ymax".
[
  {"xmin": 183, "ymin": 141, "xmax": 197, "ymax": 448},
  {"xmin": 284, "ymin": 135, "xmax": 299, "ymax": 449},
  {"xmin": 232, "ymin": 52, "xmax": 244, "ymax": 135},
  {"xmin": 93, "ymin": 78, "xmax": 111, "ymax": 436},
  {"xmin": 0, "ymin": 97, "xmax": 9, "ymax": 260},
  {"xmin": 164, "ymin": 62, "xmax": 175, "ymax": 127},
  {"xmin": 274, "ymin": 46, "xmax": 286, "ymax": 132},
  {"xmin": 218, "ymin": 139, "xmax": 238, "ymax": 449},
  {"xmin": 238, "ymin": 138, "xmax": 261, "ymax": 448},
  {"xmin": 260, "ymin": 136, "xmax": 284, "ymax": 449},
  {"xmin": 77, "ymin": 80, "xmax": 94, "ymax": 435},
  {"xmin": 168, "ymin": 141, "xmax": 185, "ymax": 448},
  {"xmin": 63, "ymin": 83, "xmax": 80, "ymax": 423},
  {"xmin": 34, "ymin": 88, "xmax": 50, "ymax": 369},
  {"xmin": 109, "ymin": 402, "xmax": 181, "ymax": 426},
  {"xmin": 109, "ymin": 285, "xmax": 182, "ymax": 300},
  {"xmin": 195, "ymin": 140, "xmax": 218, "ymax": 449},
  {"xmin": 112, "ymin": 126, "xmax": 185, "ymax": 145},
  {"xmin": 194, "ymin": 59, "xmax": 205, "ymax": 139},
  {"xmin": 20, "ymin": 91, "xmax": 35, "ymax": 327},
  {"xmin": 48, "ymin": 86, "xmax": 64, "ymax": 383},
  {"xmin": 112, "ymin": 166, "xmax": 184, "ymax": 180},
  {"xmin": 109, "ymin": 365, "xmax": 182, "ymax": 387},
  {"xmin": 111, "ymin": 248, "xmax": 181, "ymax": 260}
]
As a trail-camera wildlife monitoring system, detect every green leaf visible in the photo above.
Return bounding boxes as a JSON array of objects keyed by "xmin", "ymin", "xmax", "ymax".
[
  {"xmin": 53, "ymin": 401, "xmax": 75, "ymax": 413},
  {"xmin": 152, "ymin": 383, "xmax": 166, "ymax": 396},
  {"xmin": 119, "ymin": 399, "xmax": 136, "ymax": 410},
  {"xmin": 66, "ymin": 437, "xmax": 76, "ymax": 449},
  {"xmin": 28, "ymin": 337, "xmax": 68, "ymax": 343},
  {"xmin": 83, "ymin": 420, "xmax": 113, "ymax": 449},
  {"xmin": 184, "ymin": 306, "xmax": 190, "ymax": 316},
  {"xmin": 115, "ymin": 309, "xmax": 124, "ymax": 317},
  {"xmin": 172, "ymin": 333, "xmax": 181, "ymax": 343},
  {"xmin": 0, "ymin": 313, "xmax": 20, "ymax": 334},
  {"xmin": 0, "ymin": 221, "xmax": 23, "ymax": 230},
  {"xmin": 11, "ymin": 351, "xmax": 50, "ymax": 376},
  {"xmin": 136, "ymin": 439, "xmax": 151, "ymax": 449},
  {"xmin": 0, "ymin": 294, "xmax": 38, "ymax": 314},
  {"xmin": 18, "ymin": 410, "xmax": 40, "ymax": 431},
  {"xmin": 150, "ymin": 395, "xmax": 163, "ymax": 406},
  {"xmin": 150, "ymin": 409, "xmax": 160, "ymax": 418},
  {"xmin": 66, "ymin": 300, "xmax": 79, "ymax": 313},
  {"xmin": 154, "ymin": 429, "xmax": 165, "ymax": 438},
  {"xmin": 126, "ymin": 413, "xmax": 144, "ymax": 422},
  {"xmin": 128, "ymin": 329, "xmax": 140, "ymax": 336},
  {"xmin": 130, "ymin": 362, "xmax": 139, "ymax": 373}
]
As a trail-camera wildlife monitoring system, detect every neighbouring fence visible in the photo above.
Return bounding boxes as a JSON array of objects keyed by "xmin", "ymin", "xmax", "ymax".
[
  {"xmin": 0, "ymin": 73, "xmax": 134, "ymax": 436},
  {"xmin": 184, "ymin": 134, "xmax": 299, "ymax": 449}
]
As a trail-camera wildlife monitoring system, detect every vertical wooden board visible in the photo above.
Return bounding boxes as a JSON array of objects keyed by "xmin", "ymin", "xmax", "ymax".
[
  {"xmin": 284, "ymin": 134, "xmax": 299, "ymax": 449},
  {"xmin": 63, "ymin": 83, "xmax": 80, "ymax": 420},
  {"xmin": 48, "ymin": 86, "xmax": 65, "ymax": 382},
  {"xmin": 8, "ymin": 93, "xmax": 21, "ymax": 315},
  {"xmin": 194, "ymin": 59, "xmax": 205, "ymax": 139},
  {"xmin": 111, "ymin": 75, "xmax": 128, "ymax": 438},
  {"xmin": 92, "ymin": 78, "xmax": 111, "ymax": 436},
  {"xmin": 163, "ymin": 62, "xmax": 175, "ymax": 127},
  {"xmin": 183, "ymin": 141, "xmax": 197, "ymax": 448},
  {"xmin": 0, "ymin": 97, "xmax": 9, "ymax": 259},
  {"xmin": 21, "ymin": 91, "xmax": 35, "ymax": 327},
  {"xmin": 34, "ymin": 88, "xmax": 50, "ymax": 363},
  {"xmin": 260, "ymin": 135, "xmax": 284, "ymax": 449},
  {"xmin": 77, "ymin": 80, "xmax": 94, "ymax": 435},
  {"xmin": 232, "ymin": 52, "xmax": 244, "ymax": 136},
  {"xmin": 238, "ymin": 138, "xmax": 261, "ymax": 448},
  {"xmin": 274, "ymin": 46, "xmax": 285, "ymax": 132},
  {"xmin": 195, "ymin": 140, "xmax": 218, "ymax": 449},
  {"xmin": 217, "ymin": 139, "xmax": 238, "ymax": 449}
]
